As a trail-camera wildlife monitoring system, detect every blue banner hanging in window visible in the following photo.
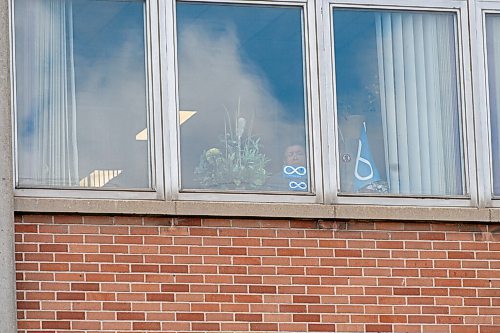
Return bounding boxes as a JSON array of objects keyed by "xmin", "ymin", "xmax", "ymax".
[{"xmin": 354, "ymin": 122, "xmax": 381, "ymax": 191}]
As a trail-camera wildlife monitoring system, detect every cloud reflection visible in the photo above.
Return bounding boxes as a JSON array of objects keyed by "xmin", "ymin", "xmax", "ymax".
[{"xmin": 178, "ymin": 23, "xmax": 307, "ymax": 189}]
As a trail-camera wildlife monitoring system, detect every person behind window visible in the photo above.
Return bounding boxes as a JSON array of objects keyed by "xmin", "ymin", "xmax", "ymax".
[
  {"xmin": 268, "ymin": 143, "xmax": 308, "ymax": 192},
  {"xmin": 284, "ymin": 144, "xmax": 306, "ymax": 167}
]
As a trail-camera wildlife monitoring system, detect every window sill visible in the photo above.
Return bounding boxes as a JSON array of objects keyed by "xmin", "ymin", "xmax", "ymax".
[{"xmin": 14, "ymin": 197, "xmax": 497, "ymax": 222}]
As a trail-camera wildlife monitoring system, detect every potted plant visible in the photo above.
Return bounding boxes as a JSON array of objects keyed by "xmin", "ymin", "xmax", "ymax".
[{"xmin": 195, "ymin": 101, "xmax": 270, "ymax": 190}]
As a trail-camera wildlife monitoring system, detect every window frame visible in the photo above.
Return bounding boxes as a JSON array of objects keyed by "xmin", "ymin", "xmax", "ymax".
[
  {"xmin": 163, "ymin": 0, "xmax": 325, "ymax": 204},
  {"xmin": 10, "ymin": 0, "xmax": 166, "ymax": 200},
  {"xmin": 474, "ymin": 0, "xmax": 500, "ymax": 207},
  {"xmin": 319, "ymin": 0, "xmax": 478, "ymax": 207}
]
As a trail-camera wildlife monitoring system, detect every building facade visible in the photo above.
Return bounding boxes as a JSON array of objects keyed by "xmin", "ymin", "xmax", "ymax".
[{"xmin": 1, "ymin": 0, "xmax": 500, "ymax": 332}]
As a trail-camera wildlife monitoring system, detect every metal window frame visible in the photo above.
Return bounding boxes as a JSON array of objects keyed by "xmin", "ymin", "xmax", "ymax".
[
  {"xmin": 8, "ymin": 0, "xmax": 491, "ymax": 214},
  {"xmin": 318, "ymin": 0, "xmax": 478, "ymax": 207},
  {"xmin": 10, "ymin": 0, "xmax": 165, "ymax": 200},
  {"xmin": 474, "ymin": 0, "xmax": 500, "ymax": 207},
  {"xmin": 163, "ymin": 0, "xmax": 324, "ymax": 204}
]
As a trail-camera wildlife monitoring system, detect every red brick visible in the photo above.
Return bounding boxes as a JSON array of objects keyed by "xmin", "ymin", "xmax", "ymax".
[
  {"xmin": 278, "ymin": 285, "xmax": 306, "ymax": 294},
  {"xmin": 23, "ymin": 214, "xmax": 54, "ymax": 223},
  {"xmin": 337, "ymin": 305, "xmax": 364, "ymax": 313},
  {"xmin": 56, "ymin": 311, "xmax": 85, "ymax": 320},
  {"xmin": 115, "ymin": 254, "xmax": 143, "ymax": 263},
  {"xmin": 102, "ymin": 302, "xmax": 131, "ymax": 311},
  {"xmin": 71, "ymin": 283, "xmax": 99, "ymax": 291},
  {"xmin": 366, "ymin": 324, "xmax": 393, "ymax": 332},
  {"xmin": 17, "ymin": 301, "xmax": 40, "ymax": 310},
  {"xmin": 293, "ymin": 295, "xmax": 320, "ymax": 303},
  {"xmin": 277, "ymin": 247, "xmax": 307, "ymax": 258},
  {"xmin": 177, "ymin": 312, "xmax": 204, "ymax": 321},
  {"xmin": 235, "ymin": 313, "xmax": 262, "ymax": 322},
  {"xmin": 380, "ymin": 315, "xmax": 407, "ymax": 323},
  {"xmin": 99, "ymin": 245, "xmax": 128, "ymax": 253},
  {"xmin": 115, "ymin": 235, "xmax": 142, "ymax": 244},
  {"xmin": 250, "ymin": 323, "xmax": 279, "ymax": 331},
  {"xmin": 234, "ymin": 256, "xmax": 261, "ymax": 265},
  {"xmin": 84, "ymin": 216, "xmax": 114, "ymax": 225},
  {"xmin": 249, "ymin": 285, "xmax": 277, "ymax": 294},
  {"xmin": 133, "ymin": 322, "xmax": 161, "ymax": 330},
  {"xmin": 219, "ymin": 266, "xmax": 247, "ymax": 274},
  {"xmin": 115, "ymin": 311, "xmax": 144, "ymax": 320},
  {"xmin": 437, "ymin": 316, "xmax": 464, "ymax": 324},
  {"xmin": 335, "ymin": 268, "xmax": 362, "ymax": 276},
  {"xmin": 114, "ymin": 216, "xmax": 143, "ymax": 225},
  {"xmin": 131, "ymin": 264, "xmax": 159, "ymax": 273},
  {"xmin": 309, "ymin": 324, "xmax": 337, "ymax": 332},
  {"xmin": 235, "ymin": 295, "xmax": 263, "ymax": 303},
  {"xmin": 193, "ymin": 323, "xmax": 220, "ymax": 331},
  {"xmin": 53, "ymin": 215, "xmax": 83, "ymax": 224},
  {"xmin": 219, "ymin": 247, "xmax": 247, "ymax": 255},
  {"xmin": 15, "ymin": 224, "xmax": 38, "ymax": 233},
  {"xmin": 280, "ymin": 304, "xmax": 307, "ymax": 312},
  {"xmin": 335, "ymin": 249, "xmax": 362, "ymax": 257},
  {"xmin": 293, "ymin": 314, "xmax": 320, "ymax": 322},
  {"xmin": 205, "ymin": 294, "xmax": 233, "ymax": 303},
  {"xmin": 56, "ymin": 292, "xmax": 85, "ymax": 300},
  {"xmin": 42, "ymin": 321, "xmax": 70, "ymax": 329},
  {"xmin": 451, "ymin": 325, "xmax": 479, "ymax": 333},
  {"xmin": 161, "ymin": 284, "xmax": 189, "ymax": 292},
  {"xmin": 448, "ymin": 251, "xmax": 475, "ymax": 259}
]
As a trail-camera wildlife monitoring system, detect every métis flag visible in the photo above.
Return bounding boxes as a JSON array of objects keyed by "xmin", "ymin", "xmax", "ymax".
[{"xmin": 354, "ymin": 122, "xmax": 381, "ymax": 191}]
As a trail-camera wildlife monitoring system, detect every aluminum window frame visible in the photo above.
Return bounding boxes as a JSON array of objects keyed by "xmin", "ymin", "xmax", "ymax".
[
  {"xmin": 319, "ymin": 0, "xmax": 478, "ymax": 207},
  {"xmin": 474, "ymin": 0, "xmax": 500, "ymax": 207},
  {"xmin": 164, "ymin": 0, "xmax": 324, "ymax": 204},
  {"xmin": 10, "ymin": 0, "xmax": 165, "ymax": 200},
  {"xmin": 8, "ymin": 0, "xmax": 491, "ymax": 214}
]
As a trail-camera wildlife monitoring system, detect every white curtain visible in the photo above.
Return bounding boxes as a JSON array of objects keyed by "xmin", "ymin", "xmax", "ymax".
[
  {"xmin": 486, "ymin": 15, "xmax": 500, "ymax": 194},
  {"xmin": 375, "ymin": 12, "xmax": 462, "ymax": 195},
  {"xmin": 17, "ymin": 0, "xmax": 78, "ymax": 186}
]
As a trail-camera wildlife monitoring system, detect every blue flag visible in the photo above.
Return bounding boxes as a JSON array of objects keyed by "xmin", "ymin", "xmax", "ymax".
[{"xmin": 354, "ymin": 123, "xmax": 381, "ymax": 191}]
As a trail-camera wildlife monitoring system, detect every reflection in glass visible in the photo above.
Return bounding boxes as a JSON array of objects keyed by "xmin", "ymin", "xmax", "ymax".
[
  {"xmin": 177, "ymin": 2, "xmax": 309, "ymax": 193},
  {"xmin": 15, "ymin": 0, "xmax": 150, "ymax": 189},
  {"xmin": 486, "ymin": 14, "xmax": 500, "ymax": 195},
  {"xmin": 334, "ymin": 9, "xmax": 464, "ymax": 196}
]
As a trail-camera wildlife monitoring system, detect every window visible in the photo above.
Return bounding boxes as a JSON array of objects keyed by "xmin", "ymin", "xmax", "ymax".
[
  {"xmin": 485, "ymin": 13, "xmax": 500, "ymax": 197},
  {"xmin": 333, "ymin": 8, "xmax": 465, "ymax": 196},
  {"xmin": 12, "ymin": 0, "xmax": 500, "ymax": 215},
  {"xmin": 176, "ymin": 2, "xmax": 311, "ymax": 194},
  {"xmin": 14, "ymin": 0, "xmax": 153, "ymax": 190}
]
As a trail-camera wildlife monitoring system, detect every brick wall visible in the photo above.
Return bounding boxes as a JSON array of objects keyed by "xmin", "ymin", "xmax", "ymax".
[{"xmin": 14, "ymin": 214, "xmax": 500, "ymax": 332}]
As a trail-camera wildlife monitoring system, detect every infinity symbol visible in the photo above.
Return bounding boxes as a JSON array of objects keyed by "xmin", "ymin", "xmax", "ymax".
[
  {"xmin": 289, "ymin": 181, "xmax": 307, "ymax": 190},
  {"xmin": 283, "ymin": 165, "xmax": 307, "ymax": 176}
]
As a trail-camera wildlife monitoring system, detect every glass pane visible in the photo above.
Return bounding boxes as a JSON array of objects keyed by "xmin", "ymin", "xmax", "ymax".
[
  {"xmin": 333, "ymin": 9, "xmax": 464, "ymax": 196},
  {"xmin": 486, "ymin": 14, "xmax": 500, "ymax": 196},
  {"xmin": 15, "ymin": 0, "xmax": 150, "ymax": 189},
  {"xmin": 177, "ymin": 2, "xmax": 310, "ymax": 193}
]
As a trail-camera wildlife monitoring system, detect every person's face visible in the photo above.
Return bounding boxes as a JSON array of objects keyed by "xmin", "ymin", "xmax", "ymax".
[{"xmin": 284, "ymin": 145, "xmax": 306, "ymax": 166}]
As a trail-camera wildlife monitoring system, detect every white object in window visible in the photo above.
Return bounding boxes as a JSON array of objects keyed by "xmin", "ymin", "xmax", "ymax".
[{"xmin": 16, "ymin": 0, "xmax": 79, "ymax": 187}]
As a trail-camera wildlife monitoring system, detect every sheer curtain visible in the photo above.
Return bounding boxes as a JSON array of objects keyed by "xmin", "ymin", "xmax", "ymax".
[
  {"xmin": 375, "ymin": 12, "xmax": 462, "ymax": 195},
  {"xmin": 486, "ymin": 15, "xmax": 500, "ymax": 195},
  {"xmin": 17, "ymin": 0, "xmax": 78, "ymax": 186}
]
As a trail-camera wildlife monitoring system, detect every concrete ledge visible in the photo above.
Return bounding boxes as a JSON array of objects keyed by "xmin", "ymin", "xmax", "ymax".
[{"xmin": 15, "ymin": 197, "xmax": 495, "ymax": 222}]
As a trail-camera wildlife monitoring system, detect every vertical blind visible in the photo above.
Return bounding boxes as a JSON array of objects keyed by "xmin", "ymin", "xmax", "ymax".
[{"xmin": 375, "ymin": 11, "xmax": 463, "ymax": 195}]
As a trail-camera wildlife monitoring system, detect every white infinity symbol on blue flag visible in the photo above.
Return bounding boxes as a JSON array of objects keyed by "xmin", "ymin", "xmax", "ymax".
[
  {"xmin": 283, "ymin": 165, "xmax": 307, "ymax": 176},
  {"xmin": 289, "ymin": 181, "xmax": 307, "ymax": 190},
  {"xmin": 354, "ymin": 139, "xmax": 374, "ymax": 181}
]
